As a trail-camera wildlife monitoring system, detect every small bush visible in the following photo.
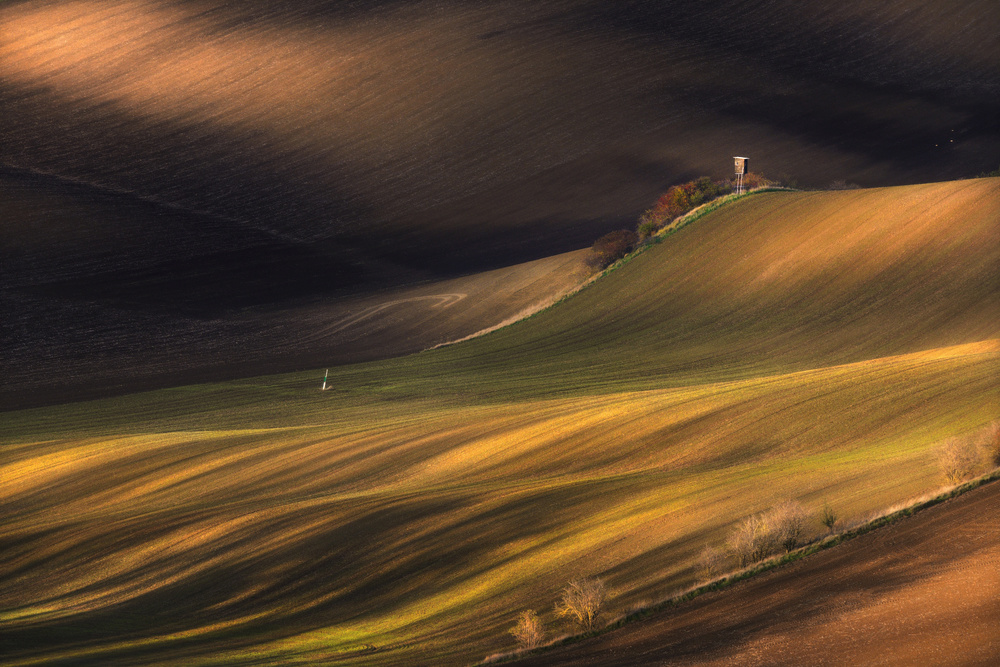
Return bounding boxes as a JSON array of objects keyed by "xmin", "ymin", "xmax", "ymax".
[
  {"xmin": 728, "ymin": 514, "xmax": 777, "ymax": 567},
  {"xmin": 938, "ymin": 436, "xmax": 982, "ymax": 484},
  {"xmin": 587, "ymin": 230, "xmax": 638, "ymax": 270},
  {"xmin": 728, "ymin": 501, "xmax": 810, "ymax": 566},
  {"xmin": 636, "ymin": 220, "xmax": 658, "ymax": 240},
  {"xmin": 981, "ymin": 422, "xmax": 1000, "ymax": 469},
  {"xmin": 509, "ymin": 609, "xmax": 545, "ymax": 649},
  {"xmin": 555, "ymin": 578, "xmax": 606, "ymax": 632},
  {"xmin": 771, "ymin": 501, "xmax": 808, "ymax": 552},
  {"xmin": 820, "ymin": 504, "xmax": 838, "ymax": 534},
  {"xmin": 695, "ymin": 545, "xmax": 724, "ymax": 581},
  {"xmin": 828, "ymin": 179, "xmax": 861, "ymax": 190}
]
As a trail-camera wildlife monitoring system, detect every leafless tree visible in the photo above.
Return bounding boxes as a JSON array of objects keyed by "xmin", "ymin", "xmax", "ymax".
[
  {"xmin": 555, "ymin": 578, "xmax": 607, "ymax": 632},
  {"xmin": 509, "ymin": 609, "xmax": 545, "ymax": 649},
  {"xmin": 820, "ymin": 504, "xmax": 838, "ymax": 534},
  {"xmin": 938, "ymin": 437, "xmax": 981, "ymax": 484},
  {"xmin": 695, "ymin": 545, "xmax": 724, "ymax": 581}
]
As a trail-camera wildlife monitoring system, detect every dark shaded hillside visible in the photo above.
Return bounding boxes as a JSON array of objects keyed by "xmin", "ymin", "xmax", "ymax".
[
  {"xmin": 1, "ymin": 0, "xmax": 997, "ymax": 272},
  {"xmin": 0, "ymin": 166, "xmax": 590, "ymax": 409},
  {"xmin": 3, "ymin": 1, "xmax": 998, "ymax": 407},
  {"xmin": 0, "ymin": 166, "xmax": 382, "ymax": 307}
]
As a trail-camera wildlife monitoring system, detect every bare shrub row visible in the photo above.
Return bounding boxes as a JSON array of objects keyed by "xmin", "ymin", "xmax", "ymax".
[
  {"xmin": 727, "ymin": 500, "xmax": 810, "ymax": 568},
  {"xmin": 938, "ymin": 421, "xmax": 1000, "ymax": 484},
  {"xmin": 497, "ymin": 425, "xmax": 999, "ymax": 661}
]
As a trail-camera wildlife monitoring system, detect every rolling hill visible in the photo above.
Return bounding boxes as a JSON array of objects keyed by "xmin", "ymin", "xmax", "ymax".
[
  {"xmin": 1, "ymin": 179, "xmax": 997, "ymax": 665},
  {"xmin": 2, "ymin": 0, "xmax": 998, "ymax": 273}
]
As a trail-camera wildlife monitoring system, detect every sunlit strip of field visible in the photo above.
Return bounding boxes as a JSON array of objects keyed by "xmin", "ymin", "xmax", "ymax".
[
  {"xmin": 2, "ymin": 179, "xmax": 996, "ymax": 664},
  {"xmin": 2, "ymin": 341, "xmax": 996, "ymax": 665}
]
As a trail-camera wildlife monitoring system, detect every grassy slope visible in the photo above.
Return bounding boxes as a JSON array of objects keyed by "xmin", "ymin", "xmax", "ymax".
[
  {"xmin": 1, "ymin": 179, "xmax": 998, "ymax": 665},
  {"xmin": 337, "ymin": 178, "xmax": 998, "ymax": 399}
]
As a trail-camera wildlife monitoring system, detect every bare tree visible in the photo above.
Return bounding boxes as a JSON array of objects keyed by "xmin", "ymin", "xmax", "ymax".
[
  {"xmin": 981, "ymin": 422, "xmax": 1000, "ymax": 468},
  {"xmin": 695, "ymin": 545, "xmax": 724, "ymax": 581},
  {"xmin": 770, "ymin": 501, "xmax": 808, "ymax": 552},
  {"xmin": 820, "ymin": 504, "xmax": 838, "ymax": 534},
  {"xmin": 509, "ymin": 609, "xmax": 545, "ymax": 649},
  {"xmin": 938, "ymin": 437, "xmax": 981, "ymax": 484},
  {"xmin": 728, "ymin": 514, "xmax": 778, "ymax": 567},
  {"xmin": 555, "ymin": 578, "xmax": 607, "ymax": 632},
  {"xmin": 729, "ymin": 500, "xmax": 810, "ymax": 566}
]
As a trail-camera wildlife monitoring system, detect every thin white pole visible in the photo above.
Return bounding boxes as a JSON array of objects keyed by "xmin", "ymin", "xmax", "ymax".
[{"xmin": 322, "ymin": 369, "xmax": 328, "ymax": 391}]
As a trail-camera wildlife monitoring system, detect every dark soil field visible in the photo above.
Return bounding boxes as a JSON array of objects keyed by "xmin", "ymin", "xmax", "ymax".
[
  {"xmin": 515, "ymin": 481, "xmax": 1000, "ymax": 667},
  {"xmin": 2, "ymin": 0, "xmax": 998, "ymax": 271},
  {"xmin": 0, "ymin": 166, "xmax": 589, "ymax": 409}
]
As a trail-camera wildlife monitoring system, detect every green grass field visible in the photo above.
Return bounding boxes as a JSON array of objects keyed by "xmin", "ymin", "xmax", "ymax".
[{"xmin": 2, "ymin": 179, "xmax": 997, "ymax": 665}]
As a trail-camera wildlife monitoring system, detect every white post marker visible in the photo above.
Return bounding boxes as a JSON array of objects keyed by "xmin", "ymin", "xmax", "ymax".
[{"xmin": 322, "ymin": 369, "xmax": 328, "ymax": 391}]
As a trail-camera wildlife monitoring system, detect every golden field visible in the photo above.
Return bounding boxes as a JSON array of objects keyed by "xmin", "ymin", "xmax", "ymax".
[{"xmin": 2, "ymin": 179, "xmax": 997, "ymax": 665}]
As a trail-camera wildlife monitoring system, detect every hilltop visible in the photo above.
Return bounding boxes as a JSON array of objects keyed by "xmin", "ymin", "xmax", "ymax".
[
  {"xmin": 1, "ymin": 179, "xmax": 997, "ymax": 665},
  {"xmin": 323, "ymin": 178, "xmax": 999, "ymax": 400},
  {"xmin": 5, "ymin": 0, "xmax": 999, "ymax": 408}
]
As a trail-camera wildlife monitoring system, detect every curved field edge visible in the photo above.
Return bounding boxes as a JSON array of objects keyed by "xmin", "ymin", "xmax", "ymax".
[
  {"xmin": 480, "ymin": 469, "xmax": 1000, "ymax": 665},
  {"xmin": 315, "ymin": 178, "xmax": 1000, "ymax": 403},
  {"xmin": 449, "ymin": 186, "xmax": 793, "ymax": 345},
  {"xmin": 1, "ymin": 179, "xmax": 997, "ymax": 665}
]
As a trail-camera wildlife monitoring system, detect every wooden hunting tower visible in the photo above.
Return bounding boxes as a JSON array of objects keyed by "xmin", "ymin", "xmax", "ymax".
[{"xmin": 734, "ymin": 156, "xmax": 749, "ymax": 194}]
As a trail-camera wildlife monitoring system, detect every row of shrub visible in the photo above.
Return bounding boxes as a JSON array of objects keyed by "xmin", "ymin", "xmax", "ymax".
[
  {"xmin": 502, "ymin": 499, "xmax": 828, "ymax": 656},
  {"xmin": 692, "ymin": 423, "xmax": 999, "ymax": 581},
  {"xmin": 585, "ymin": 172, "xmax": 776, "ymax": 270},
  {"xmin": 498, "ymin": 422, "xmax": 1000, "ymax": 660},
  {"xmin": 636, "ymin": 176, "xmax": 731, "ymax": 239},
  {"xmin": 638, "ymin": 173, "xmax": 779, "ymax": 237},
  {"xmin": 586, "ymin": 162, "xmax": 1000, "ymax": 268},
  {"xmin": 583, "ymin": 167, "xmax": 958, "ymax": 270}
]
